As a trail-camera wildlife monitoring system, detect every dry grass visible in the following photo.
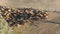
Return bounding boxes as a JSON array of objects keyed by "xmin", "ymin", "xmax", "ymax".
[{"xmin": 0, "ymin": 11, "xmax": 60, "ymax": 34}]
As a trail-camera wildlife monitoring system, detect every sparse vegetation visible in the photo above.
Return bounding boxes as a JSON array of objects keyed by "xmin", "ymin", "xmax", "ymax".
[
  {"xmin": 0, "ymin": 6, "xmax": 60, "ymax": 34},
  {"xmin": 0, "ymin": 16, "xmax": 20, "ymax": 34}
]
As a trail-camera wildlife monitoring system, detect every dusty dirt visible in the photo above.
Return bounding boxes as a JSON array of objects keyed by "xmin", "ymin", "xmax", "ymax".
[{"xmin": 0, "ymin": 0, "xmax": 60, "ymax": 34}]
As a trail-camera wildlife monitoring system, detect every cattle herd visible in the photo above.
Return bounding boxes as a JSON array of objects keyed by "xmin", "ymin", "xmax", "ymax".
[{"xmin": 0, "ymin": 6, "xmax": 48, "ymax": 27}]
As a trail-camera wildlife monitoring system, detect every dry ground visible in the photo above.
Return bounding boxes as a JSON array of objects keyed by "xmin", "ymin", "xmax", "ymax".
[{"xmin": 0, "ymin": 0, "xmax": 60, "ymax": 34}]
